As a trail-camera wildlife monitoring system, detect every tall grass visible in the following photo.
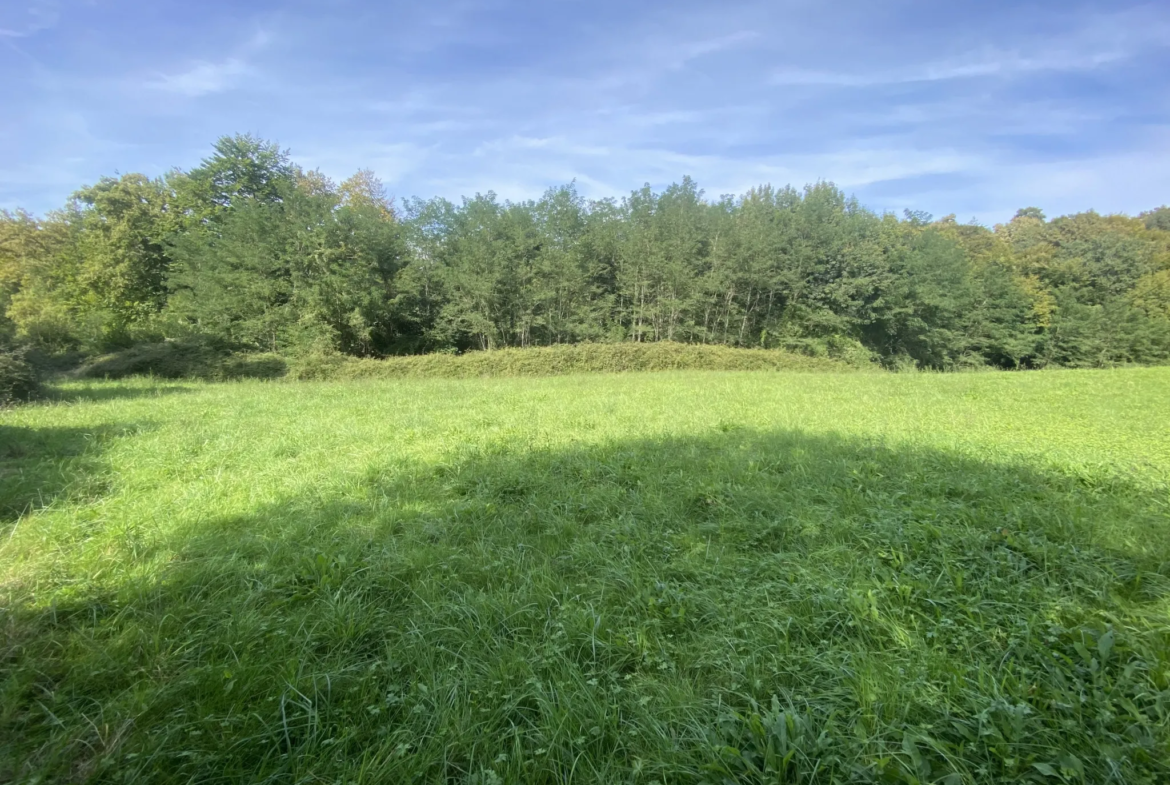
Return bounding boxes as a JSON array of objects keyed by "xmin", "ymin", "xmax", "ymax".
[{"xmin": 2, "ymin": 368, "xmax": 1169, "ymax": 783}]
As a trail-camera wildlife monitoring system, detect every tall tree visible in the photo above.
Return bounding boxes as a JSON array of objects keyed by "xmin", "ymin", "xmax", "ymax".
[
  {"xmin": 178, "ymin": 134, "xmax": 296, "ymax": 219},
  {"xmin": 70, "ymin": 174, "xmax": 175, "ymax": 344},
  {"xmin": 5, "ymin": 132, "xmax": 1170, "ymax": 369},
  {"xmin": 1, "ymin": 208, "xmax": 84, "ymax": 351}
]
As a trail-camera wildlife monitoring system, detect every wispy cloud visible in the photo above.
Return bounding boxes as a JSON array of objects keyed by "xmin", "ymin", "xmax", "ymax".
[
  {"xmin": 675, "ymin": 30, "xmax": 758, "ymax": 65},
  {"xmin": 146, "ymin": 58, "xmax": 252, "ymax": 96},
  {"xmin": 296, "ymin": 141, "xmax": 431, "ymax": 184},
  {"xmin": 0, "ymin": 0, "xmax": 59, "ymax": 38},
  {"xmin": 3, "ymin": 1, "xmax": 1169, "ymax": 223},
  {"xmin": 771, "ymin": 5, "xmax": 1168, "ymax": 88},
  {"xmin": 772, "ymin": 49, "xmax": 1126, "ymax": 87},
  {"xmin": 144, "ymin": 29, "xmax": 270, "ymax": 97},
  {"xmin": 358, "ymin": 131, "xmax": 979, "ymax": 208}
]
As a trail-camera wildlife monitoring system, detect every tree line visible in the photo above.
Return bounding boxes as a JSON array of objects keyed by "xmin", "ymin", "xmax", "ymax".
[{"xmin": 2, "ymin": 134, "xmax": 1169, "ymax": 370}]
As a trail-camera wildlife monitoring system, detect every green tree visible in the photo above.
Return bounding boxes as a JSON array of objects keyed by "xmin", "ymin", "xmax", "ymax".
[
  {"xmin": 69, "ymin": 174, "xmax": 175, "ymax": 345},
  {"xmin": 178, "ymin": 134, "xmax": 296, "ymax": 219},
  {"xmin": 5, "ymin": 132, "xmax": 1170, "ymax": 369},
  {"xmin": 167, "ymin": 153, "xmax": 408, "ymax": 356},
  {"xmin": 1, "ymin": 208, "xmax": 84, "ymax": 351},
  {"xmin": 1140, "ymin": 206, "xmax": 1170, "ymax": 232}
]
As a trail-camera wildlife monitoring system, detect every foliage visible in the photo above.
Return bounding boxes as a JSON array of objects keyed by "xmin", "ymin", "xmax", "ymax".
[
  {"xmin": 178, "ymin": 133, "xmax": 297, "ymax": 215},
  {"xmin": 287, "ymin": 341, "xmax": 856, "ymax": 380},
  {"xmin": 74, "ymin": 339, "xmax": 287, "ymax": 381},
  {"xmin": 2, "ymin": 368, "xmax": 1169, "ymax": 782},
  {"xmin": 70, "ymin": 174, "xmax": 176, "ymax": 344},
  {"xmin": 0, "ymin": 348, "xmax": 39, "ymax": 405},
  {"xmin": 1, "ymin": 207, "xmax": 84, "ymax": 352},
  {"xmin": 4, "ymin": 136, "xmax": 1170, "ymax": 370},
  {"xmin": 164, "ymin": 141, "xmax": 407, "ymax": 356}
]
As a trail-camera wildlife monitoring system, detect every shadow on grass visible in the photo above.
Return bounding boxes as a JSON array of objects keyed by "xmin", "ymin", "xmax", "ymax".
[
  {"xmin": 3, "ymin": 428, "xmax": 1169, "ymax": 783},
  {"xmin": 75, "ymin": 341, "xmax": 288, "ymax": 382},
  {"xmin": 0, "ymin": 422, "xmax": 147, "ymax": 524}
]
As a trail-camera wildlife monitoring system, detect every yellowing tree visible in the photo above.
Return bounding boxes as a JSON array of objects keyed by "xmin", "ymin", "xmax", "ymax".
[{"xmin": 339, "ymin": 169, "xmax": 395, "ymax": 219}]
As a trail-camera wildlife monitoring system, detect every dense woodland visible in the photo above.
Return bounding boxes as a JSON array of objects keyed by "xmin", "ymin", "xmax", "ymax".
[{"xmin": 2, "ymin": 134, "xmax": 1169, "ymax": 371}]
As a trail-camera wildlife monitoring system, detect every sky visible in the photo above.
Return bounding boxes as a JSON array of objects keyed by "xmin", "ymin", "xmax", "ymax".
[{"xmin": 2, "ymin": 0, "xmax": 1168, "ymax": 224}]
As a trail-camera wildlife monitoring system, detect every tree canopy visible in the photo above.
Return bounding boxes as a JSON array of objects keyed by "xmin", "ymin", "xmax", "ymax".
[{"xmin": 3, "ymin": 134, "xmax": 1168, "ymax": 369}]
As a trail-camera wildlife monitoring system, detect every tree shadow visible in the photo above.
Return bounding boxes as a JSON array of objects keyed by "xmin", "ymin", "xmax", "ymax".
[
  {"xmin": 0, "ymin": 422, "xmax": 147, "ymax": 524},
  {"xmin": 3, "ymin": 428, "xmax": 1169, "ymax": 783},
  {"xmin": 74, "ymin": 341, "xmax": 288, "ymax": 382}
]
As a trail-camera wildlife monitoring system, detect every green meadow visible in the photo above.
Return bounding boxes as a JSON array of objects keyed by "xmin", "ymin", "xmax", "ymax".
[{"xmin": 2, "ymin": 368, "xmax": 1169, "ymax": 783}]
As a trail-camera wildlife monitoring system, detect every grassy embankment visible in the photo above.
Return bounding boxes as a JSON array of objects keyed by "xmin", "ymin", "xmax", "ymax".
[
  {"xmin": 2, "ymin": 365, "xmax": 1169, "ymax": 783},
  {"xmin": 72, "ymin": 340, "xmax": 855, "ymax": 382}
]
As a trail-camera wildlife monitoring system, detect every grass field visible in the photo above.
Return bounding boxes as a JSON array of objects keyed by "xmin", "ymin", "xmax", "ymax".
[{"xmin": 2, "ymin": 368, "xmax": 1169, "ymax": 783}]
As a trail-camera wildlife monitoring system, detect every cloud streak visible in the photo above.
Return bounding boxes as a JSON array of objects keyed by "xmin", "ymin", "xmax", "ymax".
[
  {"xmin": 772, "ymin": 48, "xmax": 1126, "ymax": 87},
  {"xmin": 146, "ymin": 58, "xmax": 252, "ymax": 96},
  {"xmin": 770, "ymin": 4, "xmax": 1167, "ymax": 88},
  {"xmin": 0, "ymin": 1, "xmax": 59, "ymax": 38},
  {"xmin": 144, "ymin": 28, "xmax": 270, "ymax": 97},
  {"xmin": 2, "ymin": 1, "xmax": 1169, "ymax": 223}
]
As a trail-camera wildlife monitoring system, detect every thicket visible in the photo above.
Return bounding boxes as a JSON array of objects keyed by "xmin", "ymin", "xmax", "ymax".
[
  {"xmin": 0, "ymin": 349, "xmax": 39, "ymax": 405},
  {"xmin": 286, "ymin": 341, "xmax": 851, "ymax": 381},
  {"xmin": 74, "ymin": 339, "xmax": 287, "ymax": 381},
  {"xmin": 3, "ymin": 134, "xmax": 1169, "ymax": 375}
]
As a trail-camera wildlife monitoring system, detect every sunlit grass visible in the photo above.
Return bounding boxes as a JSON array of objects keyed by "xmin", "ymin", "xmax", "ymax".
[{"xmin": 2, "ymin": 368, "xmax": 1169, "ymax": 783}]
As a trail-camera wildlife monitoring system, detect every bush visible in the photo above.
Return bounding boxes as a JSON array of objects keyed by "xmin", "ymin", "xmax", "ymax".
[
  {"xmin": 288, "ymin": 342, "xmax": 864, "ymax": 381},
  {"xmin": 69, "ymin": 340, "xmax": 868, "ymax": 383},
  {"xmin": 74, "ymin": 339, "xmax": 288, "ymax": 381},
  {"xmin": 0, "ymin": 349, "xmax": 40, "ymax": 405}
]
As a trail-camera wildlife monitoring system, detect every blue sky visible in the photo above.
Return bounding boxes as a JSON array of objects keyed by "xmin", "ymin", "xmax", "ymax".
[{"xmin": 2, "ymin": 0, "xmax": 1168, "ymax": 223}]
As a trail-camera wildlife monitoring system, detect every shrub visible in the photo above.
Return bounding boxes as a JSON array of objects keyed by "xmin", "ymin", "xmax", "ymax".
[
  {"xmin": 71, "ymin": 341, "xmax": 868, "ymax": 383},
  {"xmin": 288, "ymin": 341, "xmax": 864, "ymax": 381},
  {"xmin": 0, "ymin": 349, "xmax": 40, "ymax": 405},
  {"xmin": 74, "ymin": 339, "xmax": 288, "ymax": 381}
]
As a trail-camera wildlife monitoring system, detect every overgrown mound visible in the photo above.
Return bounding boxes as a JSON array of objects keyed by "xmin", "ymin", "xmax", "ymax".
[
  {"xmin": 74, "ymin": 340, "xmax": 287, "ymax": 381},
  {"xmin": 0, "ymin": 349, "xmax": 40, "ymax": 405},
  {"xmin": 291, "ymin": 342, "xmax": 859, "ymax": 380}
]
